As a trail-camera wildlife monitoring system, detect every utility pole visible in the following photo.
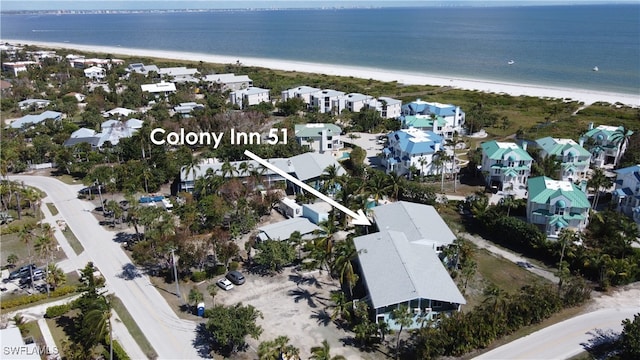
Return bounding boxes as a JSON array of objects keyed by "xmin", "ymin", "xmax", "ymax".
[
  {"xmin": 96, "ymin": 179, "xmax": 105, "ymax": 216},
  {"xmin": 171, "ymin": 248, "xmax": 181, "ymax": 301}
]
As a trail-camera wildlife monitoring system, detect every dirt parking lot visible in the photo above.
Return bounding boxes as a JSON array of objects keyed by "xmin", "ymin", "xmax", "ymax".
[{"xmin": 215, "ymin": 266, "xmax": 385, "ymax": 360}]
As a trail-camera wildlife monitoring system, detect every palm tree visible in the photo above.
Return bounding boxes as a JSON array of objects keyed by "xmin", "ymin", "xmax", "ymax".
[
  {"xmin": 588, "ymin": 168, "xmax": 612, "ymax": 210},
  {"xmin": 188, "ymin": 286, "xmax": 204, "ymax": 313},
  {"xmin": 310, "ymin": 340, "xmax": 346, "ymax": 360},
  {"xmin": 417, "ymin": 156, "xmax": 428, "ymax": 181},
  {"xmin": 390, "ymin": 305, "xmax": 413, "ymax": 359},
  {"xmin": 385, "ymin": 172, "xmax": 404, "ymax": 201},
  {"xmin": 434, "ymin": 150, "xmax": 451, "ymax": 193},
  {"xmin": 328, "ymin": 290, "xmax": 353, "ymax": 322},
  {"xmin": 45, "ymin": 263, "xmax": 66, "ymax": 291},
  {"xmin": 331, "ymin": 237, "xmax": 360, "ymax": 298},
  {"xmin": 258, "ymin": 335, "xmax": 300, "ymax": 360},
  {"xmin": 556, "ymin": 228, "xmax": 578, "ymax": 293},
  {"xmin": 182, "ymin": 155, "xmax": 202, "ymax": 184},
  {"xmin": 320, "ymin": 165, "xmax": 343, "ymax": 195},
  {"xmin": 610, "ymin": 126, "xmax": 633, "ymax": 166},
  {"xmin": 206, "ymin": 283, "xmax": 218, "ymax": 307},
  {"xmin": 35, "ymin": 233, "xmax": 55, "ymax": 296},
  {"xmin": 81, "ymin": 296, "xmax": 113, "ymax": 357},
  {"xmin": 17, "ymin": 225, "xmax": 35, "ymax": 289},
  {"xmin": 220, "ymin": 160, "xmax": 238, "ymax": 179},
  {"xmin": 364, "ymin": 170, "xmax": 387, "ymax": 205}
]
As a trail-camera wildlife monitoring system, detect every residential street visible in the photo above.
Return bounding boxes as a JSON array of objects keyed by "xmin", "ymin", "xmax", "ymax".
[
  {"xmin": 473, "ymin": 306, "xmax": 639, "ymax": 360},
  {"xmin": 10, "ymin": 175, "xmax": 203, "ymax": 360}
]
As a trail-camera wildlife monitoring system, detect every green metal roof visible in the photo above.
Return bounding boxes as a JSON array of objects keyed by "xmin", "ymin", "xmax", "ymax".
[
  {"xmin": 294, "ymin": 123, "xmax": 342, "ymax": 138},
  {"xmin": 528, "ymin": 176, "xmax": 591, "ymax": 209},
  {"xmin": 481, "ymin": 140, "xmax": 533, "ymax": 161},
  {"xmin": 535, "ymin": 137, "xmax": 591, "ymax": 157},
  {"xmin": 402, "ymin": 115, "xmax": 447, "ymax": 129}
]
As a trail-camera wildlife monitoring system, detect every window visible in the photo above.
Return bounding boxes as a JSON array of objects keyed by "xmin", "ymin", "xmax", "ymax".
[
  {"xmin": 432, "ymin": 301, "xmax": 443, "ymax": 308},
  {"xmin": 496, "ymin": 160, "xmax": 503, "ymax": 165},
  {"xmin": 508, "ymin": 161, "xmax": 515, "ymax": 167},
  {"xmin": 494, "ymin": 169, "xmax": 501, "ymax": 175}
]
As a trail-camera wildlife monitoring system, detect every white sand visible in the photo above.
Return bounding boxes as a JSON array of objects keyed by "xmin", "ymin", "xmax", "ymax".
[{"xmin": 5, "ymin": 39, "xmax": 639, "ymax": 107}]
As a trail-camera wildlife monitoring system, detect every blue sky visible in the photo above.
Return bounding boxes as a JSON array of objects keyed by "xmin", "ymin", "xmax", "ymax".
[{"xmin": 1, "ymin": 1, "xmax": 626, "ymax": 11}]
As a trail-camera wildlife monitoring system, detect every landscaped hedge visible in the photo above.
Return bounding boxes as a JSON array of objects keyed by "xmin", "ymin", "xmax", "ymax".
[
  {"xmin": 0, "ymin": 285, "xmax": 78, "ymax": 310},
  {"xmin": 102, "ymin": 340, "xmax": 130, "ymax": 360},
  {"xmin": 190, "ymin": 271, "xmax": 208, "ymax": 282},
  {"xmin": 44, "ymin": 303, "xmax": 72, "ymax": 318}
]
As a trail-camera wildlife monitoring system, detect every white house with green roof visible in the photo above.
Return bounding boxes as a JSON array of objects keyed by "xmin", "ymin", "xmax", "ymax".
[
  {"xmin": 583, "ymin": 124, "xmax": 633, "ymax": 167},
  {"xmin": 480, "ymin": 140, "xmax": 533, "ymax": 192},
  {"xmin": 400, "ymin": 99, "xmax": 466, "ymax": 138},
  {"xmin": 527, "ymin": 176, "xmax": 591, "ymax": 238},
  {"xmin": 294, "ymin": 123, "xmax": 343, "ymax": 154},
  {"xmin": 534, "ymin": 137, "xmax": 591, "ymax": 182}
]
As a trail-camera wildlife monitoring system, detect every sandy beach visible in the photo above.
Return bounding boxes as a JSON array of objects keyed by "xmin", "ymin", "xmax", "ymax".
[{"xmin": 5, "ymin": 39, "xmax": 639, "ymax": 107}]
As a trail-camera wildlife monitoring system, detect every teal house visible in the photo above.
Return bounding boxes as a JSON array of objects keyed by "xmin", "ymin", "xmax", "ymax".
[
  {"xmin": 526, "ymin": 176, "xmax": 591, "ymax": 238},
  {"xmin": 480, "ymin": 140, "xmax": 533, "ymax": 192},
  {"xmin": 534, "ymin": 137, "xmax": 591, "ymax": 182}
]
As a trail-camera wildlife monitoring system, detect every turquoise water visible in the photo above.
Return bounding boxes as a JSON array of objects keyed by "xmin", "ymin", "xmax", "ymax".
[{"xmin": 2, "ymin": 5, "xmax": 638, "ymax": 94}]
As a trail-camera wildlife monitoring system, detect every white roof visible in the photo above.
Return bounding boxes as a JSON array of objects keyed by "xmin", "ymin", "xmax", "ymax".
[
  {"xmin": 233, "ymin": 86, "xmax": 269, "ymax": 95},
  {"xmin": 158, "ymin": 67, "xmax": 198, "ymax": 76},
  {"xmin": 258, "ymin": 217, "xmax": 321, "ymax": 241},
  {"xmin": 0, "ymin": 327, "xmax": 40, "ymax": 359},
  {"xmin": 371, "ymin": 201, "xmax": 456, "ymax": 247},
  {"xmin": 70, "ymin": 128, "xmax": 96, "ymax": 138},
  {"xmin": 103, "ymin": 107, "xmax": 135, "ymax": 117},
  {"xmin": 141, "ymin": 81, "xmax": 176, "ymax": 93},
  {"xmin": 345, "ymin": 93, "xmax": 371, "ymax": 102},
  {"xmin": 204, "ymin": 73, "xmax": 251, "ymax": 83}
]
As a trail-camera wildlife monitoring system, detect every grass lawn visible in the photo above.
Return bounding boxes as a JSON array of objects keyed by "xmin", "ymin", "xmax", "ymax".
[
  {"xmin": 20, "ymin": 320, "xmax": 46, "ymax": 349},
  {"xmin": 148, "ymin": 276, "xmax": 203, "ymax": 322},
  {"xmin": 110, "ymin": 296, "xmax": 158, "ymax": 360},
  {"xmin": 46, "ymin": 316, "xmax": 71, "ymax": 356},
  {"xmin": 0, "ymin": 226, "xmax": 67, "ymax": 269},
  {"xmin": 462, "ymin": 247, "xmax": 550, "ymax": 310},
  {"xmin": 46, "ymin": 203, "xmax": 59, "ymax": 216},
  {"xmin": 63, "ymin": 228, "xmax": 85, "ymax": 255},
  {"xmin": 51, "ymin": 173, "xmax": 83, "ymax": 185}
]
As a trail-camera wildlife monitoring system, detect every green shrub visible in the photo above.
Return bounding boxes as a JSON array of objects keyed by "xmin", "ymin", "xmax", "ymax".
[
  {"xmin": 228, "ymin": 261, "xmax": 240, "ymax": 271},
  {"xmin": 0, "ymin": 285, "xmax": 78, "ymax": 310},
  {"xmin": 45, "ymin": 303, "xmax": 72, "ymax": 318},
  {"xmin": 103, "ymin": 339, "xmax": 130, "ymax": 360},
  {"xmin": 190, "ymin": 271, "xmax": 207, "ymax": 282}
]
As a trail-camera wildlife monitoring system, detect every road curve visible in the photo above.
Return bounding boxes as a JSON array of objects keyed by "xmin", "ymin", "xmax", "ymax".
[
  {"xmin": 11, "ymin": 175, "xmax": 203, "ymax": 360},
  {"xmin": 473, "ymin": 307, "xmax": 640, "ymax": 360}
]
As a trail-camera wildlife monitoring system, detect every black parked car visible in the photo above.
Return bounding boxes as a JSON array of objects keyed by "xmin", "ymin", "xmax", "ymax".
[
  {"xmin": 226, "ymin": 271, "xmax": 245, "ymax": 285},
  {"xmin": 9, "ymin": 264, "xmax": 37, "ymax": 280}
]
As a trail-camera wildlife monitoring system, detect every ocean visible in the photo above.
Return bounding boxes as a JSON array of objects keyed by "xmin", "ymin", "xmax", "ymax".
[{"xmin": 1, "ymin": 4, "xmax": 639, "ymax": 95}]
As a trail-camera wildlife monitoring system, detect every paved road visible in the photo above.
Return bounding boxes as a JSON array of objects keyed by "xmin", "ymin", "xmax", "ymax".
[
  {"xmin": 11, "ymin": 175, "xmax": 202, "ymax": 360},
  {"xmin": 474, "ymin": 307, "xmax": 639, "ymax": 360}
]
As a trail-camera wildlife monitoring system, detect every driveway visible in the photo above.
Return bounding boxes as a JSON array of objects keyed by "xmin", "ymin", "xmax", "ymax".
[
  {"xmin": 342, "ymin": 132, "xmax": 386, "ymax": 168},
  {"xmin": 10, "ymin": 175, "xmax": 202, "ymax": 359}
]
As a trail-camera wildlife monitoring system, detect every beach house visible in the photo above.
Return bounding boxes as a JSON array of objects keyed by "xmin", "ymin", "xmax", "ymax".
[
  {"xmin": 84, "ymin": 66, "xmax": 106, "ymax": 81},
  {"xmin": 9, "ymin": 111, "xmax": 63, "ymax": 129},
  {"xmin": 229, "ymin": 87, "xmax": 271, "ymax": 109},
  {"xmin": 526, "ymin": 176, "xmax": 591, "ymax": 238},
  {"xmin": 353, "ymin": 201, "xmax": 465, "ymax": 330},
  {"xmin": 18, "ymin": 98, "xmax": 50, "ymax": 111},
  {"xmin": 204, "ymin": 73, "xmax": 253, "ymax": 91},
  {"xmin": 381, "ymin": 128, "xmax": 448, "ymax": 178},
  {"xmin": 281, "ymin": 86, "xmax": 321, "ymax": 107},
  {"xmin": 141, "ymin": 81, "xmax": 177, "ymax": 98},
  {"xmin": 401, "ymin": 99, "xmax": 466, "ymax": 138},
  {"xmin": 2, "ymin": 61, "xmax": 39, "ymax": 76},
  {"xmin": 344, "ymin": 93, "xmax": 374, "ymax": 113},
  {"xmin": 583, "ymin": 123, "xmax": 633, "ymax": 167},
  {"xmin": 173, "ymin": 102, "xmax": 205, "ymax": 117},
  {"xmin": 126, "ymin": 63, "xmax": 160, "ymax": 76},
  {"xmin": 613, "ymin": 165, "xmax": 640, "ymax": 227},
  {"xmin": 158, "ymin": 66, "xmax": 199, "ymax": 82},
  {"xmin": 310, "ymin": 89, "xmax": 347, "ymax": 114},
  {"xmin": 179, "ymin": 152, "xmax": 345, "ymax": 194},
  {"xmin": 480, "ymin": 140, "xmax": 533, "ymax": 192},
  {"xmin": 64, "ymin": 119, "xmax": 143, "ymax": 149},
  {"xmin": 294, "ymin": 123, "xmax": 343, "ymax": 154},
  {"xmin": 534, "ymin": 137, "xmax": 591, "ymax": 182},
  {"xmin": 365, "ymin": 96, "xmax": 402, "ymax": 119}
]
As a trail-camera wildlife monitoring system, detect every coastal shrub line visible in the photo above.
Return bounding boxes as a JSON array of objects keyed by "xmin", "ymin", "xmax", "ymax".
[{"xmin": 0, "ymin": 285, "xmax": 78, "ymax": 310}]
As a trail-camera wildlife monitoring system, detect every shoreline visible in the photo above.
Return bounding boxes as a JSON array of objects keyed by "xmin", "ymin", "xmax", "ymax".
[{"xmin": 4, "ymin": 39, "xmax": 639, "ymax": 107}]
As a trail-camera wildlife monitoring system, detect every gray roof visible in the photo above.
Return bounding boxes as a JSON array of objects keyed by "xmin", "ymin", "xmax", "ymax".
[
  {"xmin": 10, "ymin": 111, "xmax": 62, "ymax": 129},
  {"xmin": 354, "ymin": 230, "xmax": 466, "ymax": 309},
  {"xmin": 371, "ymin": 201, "xmax": 456, "ymax": 247},
  {"xmin": 257, "ymin": 217, "xmax": 321, "ymax": 241},
  {"xmin": 288, "ymin": 152, "xmax": 346, "ymax": 182},
  {"xmin": 64, "ymin": 136, "xmax": 101, "ymax": 148}
]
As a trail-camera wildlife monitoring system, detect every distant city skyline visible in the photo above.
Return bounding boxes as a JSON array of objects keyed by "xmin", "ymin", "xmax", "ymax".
[{"xmin": 0, "ymin": 0, "xmax": 628, "ymax": 12}]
